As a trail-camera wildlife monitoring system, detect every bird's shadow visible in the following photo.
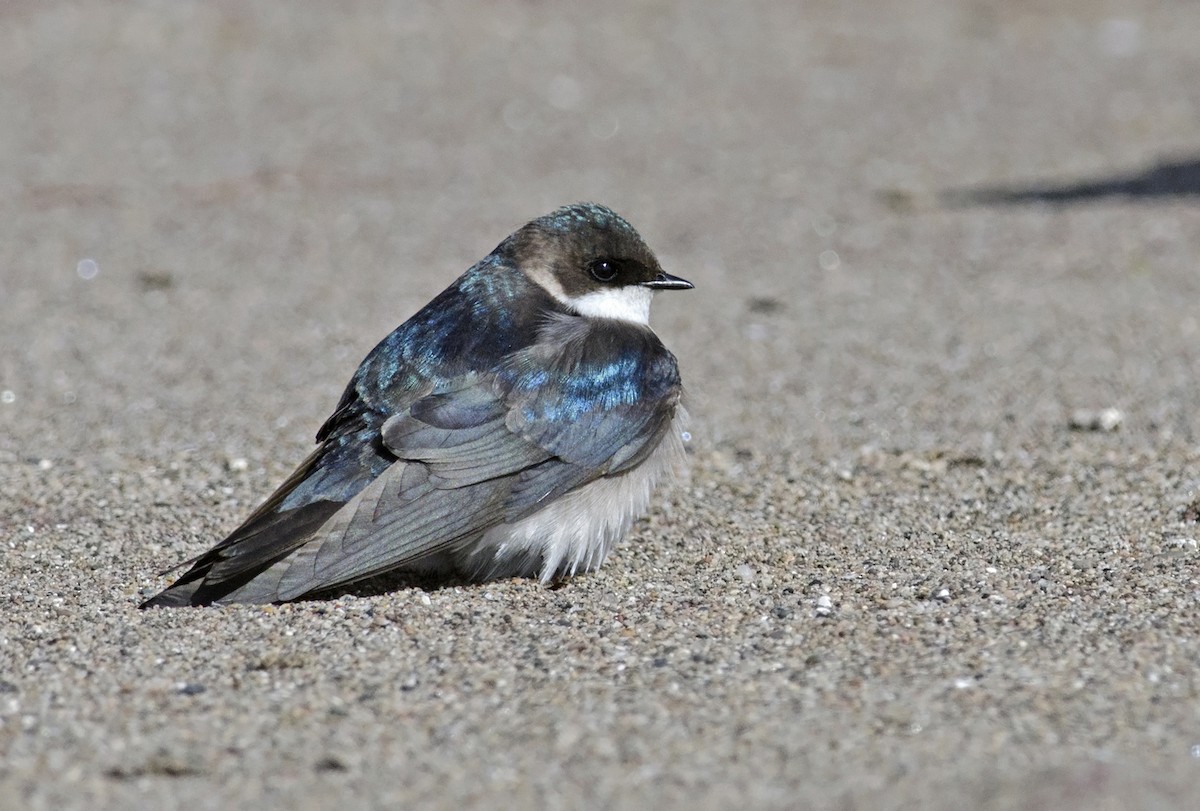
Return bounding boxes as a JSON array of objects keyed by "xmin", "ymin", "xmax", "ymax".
[
  {"xmin": 308, "ymin": 570, "xmax": 476, "ymax": 601},
  {"xmin": 306, "ymin": 568, "xmax": 570, "ymax": 602},
  {"xmin": 942, "ymin": 154, "xmax": 1200, "ymax": 206}
]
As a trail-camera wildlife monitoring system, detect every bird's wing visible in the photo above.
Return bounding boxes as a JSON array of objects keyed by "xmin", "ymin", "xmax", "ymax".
[
  {"xmin": 494, "ymin": 321, "xmax": 683, "ymax": 518},
  {"xmin": 146, "ymin": 321, "xmax": 681, "ymax": 605},
  {"xmin": 139, "ymin": 383, "xmax": 419, "ymax": 607},
  {"xmin": 226, "ymin": 375, "xmax": 559, "ymax": 602},
  {"xmin": 241, "ymin": 325, "xmax": 680, "ymax": 602}
]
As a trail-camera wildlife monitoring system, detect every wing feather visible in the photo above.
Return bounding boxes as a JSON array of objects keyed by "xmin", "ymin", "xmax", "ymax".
[{"xmin": 143, "ymin": 311, "xmax": 683, "ymax": 606}]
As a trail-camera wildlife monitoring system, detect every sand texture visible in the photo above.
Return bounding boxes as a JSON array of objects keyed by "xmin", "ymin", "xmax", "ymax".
[{"xmin": 3, "ymin": 2, "xmax": 1199, "ymax": 808}]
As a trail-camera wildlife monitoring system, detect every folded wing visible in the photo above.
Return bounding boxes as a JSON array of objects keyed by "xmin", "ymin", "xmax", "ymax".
[{"xmin": 142, "ymin": 317, "xmax": 681, "ymax": 605}]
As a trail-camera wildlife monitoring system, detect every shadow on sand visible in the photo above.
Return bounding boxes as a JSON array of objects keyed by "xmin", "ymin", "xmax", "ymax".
[{"xmin": 943, "ymin": 154, "xmax": 1200, "ymax": 206}]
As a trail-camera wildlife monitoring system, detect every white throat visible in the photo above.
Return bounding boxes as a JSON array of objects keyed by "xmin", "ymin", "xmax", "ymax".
[
  {"xmin": 568, "ymin": 286, "xmax": 653, "ymax": 325},
  {"xmin": 524, "ymin": 264, "xmax": 654, "ymax": 326}
]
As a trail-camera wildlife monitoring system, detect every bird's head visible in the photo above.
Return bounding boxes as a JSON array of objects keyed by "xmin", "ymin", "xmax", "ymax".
[{"xmin": 504, "ymin": 203, "xmax": 693, "ymax": 325}]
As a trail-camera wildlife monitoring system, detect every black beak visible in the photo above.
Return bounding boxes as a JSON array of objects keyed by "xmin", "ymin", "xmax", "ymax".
[{"xmin": 642, "ymin": 271, "xmax": 694, "ymax": 291}]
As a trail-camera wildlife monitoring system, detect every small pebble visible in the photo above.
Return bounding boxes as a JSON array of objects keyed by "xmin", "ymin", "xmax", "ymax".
[
  {"xmin": 815, "ymin": 594, "xmax": 833, "ymax": 617},
  {"xmin": 1069, "ymin": 408, "xmax": 1123, "ymax": 432},
  {"xmin": 1164, "ymin": 537, "xmax": 1198, "ymax": 557}
]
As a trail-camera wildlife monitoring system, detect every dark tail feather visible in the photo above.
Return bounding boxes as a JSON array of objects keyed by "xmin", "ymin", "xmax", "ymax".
[
  {"xmin": 139, "ymin": 580, "xmax": 207, "ymax": 608},
  {"xmin": 139, "ymin": 500, "xmax": 343, "ymax": 608}
]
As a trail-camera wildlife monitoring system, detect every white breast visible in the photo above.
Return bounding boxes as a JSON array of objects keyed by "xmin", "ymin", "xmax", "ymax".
[
  {"xmin": 461, "ymin": 409, "xmax": 689, "ymax": 582},
  {"xmin": 567, "ymin": 286, "xmax": 653, "ymax": 325}
]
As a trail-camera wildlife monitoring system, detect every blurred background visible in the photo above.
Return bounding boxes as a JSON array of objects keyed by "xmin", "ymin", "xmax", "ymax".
[
  {"xmin": 4, "ymin": 1, "xmax": 1198, "ymax": 466},
  {"xmin": 2, "ymin": 2, "xmax": 1199, "ymax": 809}
]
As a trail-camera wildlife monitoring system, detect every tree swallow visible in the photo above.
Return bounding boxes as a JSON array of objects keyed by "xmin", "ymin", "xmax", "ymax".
[{"xmin": 141, "ymin": 203, "xmax": 693, "ymax": 607}]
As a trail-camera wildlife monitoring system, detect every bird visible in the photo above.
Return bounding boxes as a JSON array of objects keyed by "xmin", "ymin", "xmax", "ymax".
[{"xmin": 141, "ymin": 203, "xmax": 693, "ymax": 607}]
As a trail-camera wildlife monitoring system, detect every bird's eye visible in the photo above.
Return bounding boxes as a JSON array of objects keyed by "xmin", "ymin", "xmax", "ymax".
[{"xmin": 588, "ymin": 259, "xmax": 619, "ymax": 283}]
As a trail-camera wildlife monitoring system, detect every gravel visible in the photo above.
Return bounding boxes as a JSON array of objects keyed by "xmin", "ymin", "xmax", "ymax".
[{"xmin": 3, "ymin": 2, "xmax": 1199, "ymax": 809}]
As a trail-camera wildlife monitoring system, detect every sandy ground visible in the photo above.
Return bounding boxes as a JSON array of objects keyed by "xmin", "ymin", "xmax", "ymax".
[{"xmin": 3, "ymin": 1, "xmax": 1200, "ymax": 808}]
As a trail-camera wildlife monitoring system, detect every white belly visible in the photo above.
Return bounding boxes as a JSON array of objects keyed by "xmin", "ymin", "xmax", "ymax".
[{"xmin": 461, "ymin": 410, "xmax": 688, "ymax": 582}]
